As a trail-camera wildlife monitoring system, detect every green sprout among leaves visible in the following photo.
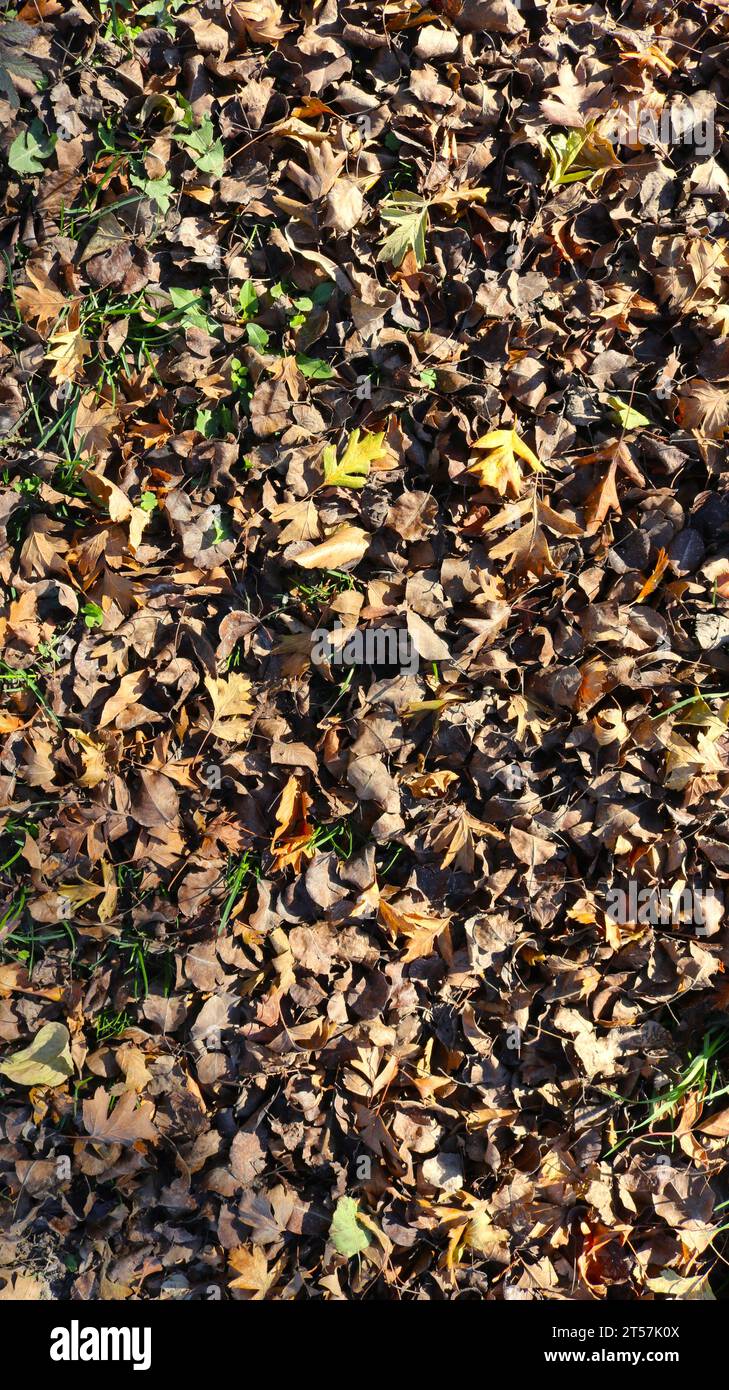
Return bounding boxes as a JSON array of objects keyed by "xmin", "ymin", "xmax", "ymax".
[
  {"xmin": 378, "ymin": 191, "xmax": 430, "ymax": 267},
  {"xmin": 540, "ymin": 121, "xmax": 620, "ymax": 191},
  {"xmin": 174, "ymin": 105, "xmax": 225, "ymax": 179}
]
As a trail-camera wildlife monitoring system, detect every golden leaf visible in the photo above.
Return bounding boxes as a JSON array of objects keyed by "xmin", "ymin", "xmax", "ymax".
[
  {"xmin": 295, "ymin": 524, "xmax": 370, "ymax": 570},
  {"xmin": 47, "ymin": 321, "xmax": 91, "ymax": 383},
  {"xmin": 0, "ymin": 1022, "xmax": 73, "ymax": 1087},
  {"xmin": 270, "ymin": 775, "xmax": 315, "ymax": 873},
  {"xmin": 322, "ymin": 429, "xmax": 391, "ymax": 489},
  {"xmin": 205, "ymin": 673, "xmax": 254, "ymax": 743},
  {"xmin": 468, "ymin": 428, "xmax": 545, "ymax": 497}
]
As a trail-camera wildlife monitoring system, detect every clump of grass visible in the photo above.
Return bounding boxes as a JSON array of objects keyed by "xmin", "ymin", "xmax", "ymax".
[
  {"xmin": 603, "ymin": 1026, "xmax": 729, "ymax": 1158},
  {"xmin": 94, "ymin": 1007, "xmax": 132, "ymax": 1042},
  {"xmin": 305, "ymin": 818, "xmax": 356, "ymax": 861},
  {"xmin": 218, "ymin": 850, "xmax": 261, "ymax": 936}
]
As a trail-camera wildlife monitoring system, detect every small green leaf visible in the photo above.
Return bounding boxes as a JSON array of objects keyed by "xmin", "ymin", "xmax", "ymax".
[
  {"xmin": 195, "ymin": 405, "xmax": 233, "ymax": 439},
  {"xmin": 231, "ymin": 357, "xmax": 250, "ymax": 391},
  {"xmin": 130, "ymin": 167, "xmax": 174, "ymax": 213},
  {"xmin": 82, "ymin": 602, "xmax": 104, "ymax": 630},
  {"xmin": 168, "ymin": 286, "xmax": 217, "ymax": 335},
  {"xmin": 296, "ymin": 354, "xmax": 334, "ymax": 380},
  {"xmin": 378, "ymin": 191, "xmax": 430, "ymax": 268},
  {"xmin": 607, "ymin": 395, "xmax": 650, "ymax": 430},
  {"xmin": 140, "ymin": 491, "xmax": 157, "ymax": 512},
  {"xmin": 312, "ymin": 281, "xmax": 335, "ymax": 305},
  {"xmin": 8, "ymin": 119, "xmax": 56, "ymax": 175},
  {"xmin": 238, "ymin": 281, "xmax": 259, "ymax": 319},
  {"xmin": 175, "ymin": 114, "xmax": 224, "ymax": 178},
  {"xmin": 246, "ymin": 322, "xmax": 270, "ymax": 352},
  {"xmin": 330, "ymin": 1196, "xmax": 371, "ymax": 1258}
]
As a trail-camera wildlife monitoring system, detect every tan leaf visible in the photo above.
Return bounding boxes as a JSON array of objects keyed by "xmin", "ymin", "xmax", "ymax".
[
  {"xmin": 15, "ymin": 263, "xmax": 66, "ymax": 332},
  {"xmin": 82, "ymin": 1088, "xmax": 159, "ymax": 1147},
  {"xmin": 295, "ymin": 524, "xmax": 369, "ymax": 570},
  {"xmin": 228, "ymin": 1245, "xmax": 284, "ymax": 1298},
  {"xmin": 98, "ymin": 671, "xmax": 148, "ymax": 729},
  {"xmin": 98, "ymin": 859, "xmax": 118, "ymax": 924},
  {"xmin": 231, "ymin": 0, "xmax": 295, "ymax": 42},
  {"xmin": 47, "ymin": 318, "xmax": 91, "ymax": 383},
  {"xmin": 378, "ymin": 898, "xmax": 451, "ymax": 960},
  {"xmin": 401, "ymin": 768, "xmax": 459, "ymax": 798}
]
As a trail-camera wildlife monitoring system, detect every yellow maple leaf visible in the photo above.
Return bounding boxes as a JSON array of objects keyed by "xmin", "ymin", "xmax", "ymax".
[
  {"xmin": 322, "ymin": 429, "xmax": 392, "ymax": 488},
  {"xmin": 47, "ymin": 322, "xmax": 91, "ymax": 383},
  {"xmin": 204, "ymin": 673, "xmax": 254, "ymax": 743},
  {"xmin": 467, "ymin": 427, "xmax": 545, "ymax": 497}
]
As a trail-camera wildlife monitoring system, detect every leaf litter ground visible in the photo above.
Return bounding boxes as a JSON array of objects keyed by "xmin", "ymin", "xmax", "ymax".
[{"xmin": 0, "ymin": 0, "xmax": 729, "ymax": 1302}]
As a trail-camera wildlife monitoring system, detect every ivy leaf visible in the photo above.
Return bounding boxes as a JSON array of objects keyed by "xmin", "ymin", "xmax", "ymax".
[
  {"xmin": 377, "ymin": 191, "xmax": 430, "ymax": 267},
  {"xmin": 8, "ymin": 119, "xmax": 56, "ymax": 175},
  {"xmin": 129, "ymin": 167, "xmax": 174, "ymax": 213},
  {"xmin": 330, "ymin": 1196, "xmax": 371, "ymax": 1258},
  {"xmin": 0, "ymin": 1022, "xmax": 73, "ymax": 1087},
  {"xmin": 322, "ymin": 428, "xmax": 387, "ymax": 488},
  {"xmin": 176, "ymin": 114, "xmax": 225, "ymax": 179}
]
